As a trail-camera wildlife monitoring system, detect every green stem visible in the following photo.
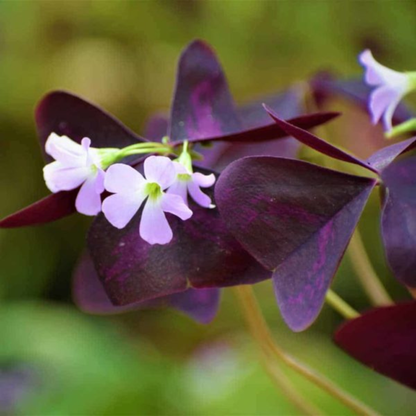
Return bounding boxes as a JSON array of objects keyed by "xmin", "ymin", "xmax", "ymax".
[
  {"xmin": 325, "ymin": 289, "xmax": 359, "ymax": 319},
  {"xmin": 385, "ymin": 118, "xmax": 416, "ymax": 139},
  {"xmin": 261, "ymin": 356, "xmax": 324, "ymax": 416},
  {"xmin": 348, "ymin": 230, "xmax": 393, "ymax": 306},
  {"xmin": 234, "ymin": 285, "xmax": 380, "ymax": 416}
]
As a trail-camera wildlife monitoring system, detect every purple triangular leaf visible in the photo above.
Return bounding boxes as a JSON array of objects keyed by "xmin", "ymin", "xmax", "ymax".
[
  {"xmin": 238, "ymin": 86, "xmax": 303, "ymax": 129},
  {"xmin": 73, "ymin": 253, "xmax": 221, "ymax": 323},
  {"xmin": 381, "ymin": 154, "xmax": 416, "ymax": 287},
  {"xmin": 335, "ymin": 301, "xmax": 416, "ymax": 390},
  {"xmin": 216, "ymin": 157, "xmax": 376, "ymax": 330},
  {"xmin": 197, "ymin": 87, "xmax": 306, "ymax": 170},
  {"xmin": 169, "ymin": 40, "xmax": 241, "ymax": 143},
  {"xmin": 168, "ymin": 287, "xmax": 221, "ymax": 324},
  {"xmin": 177, "ymin": 111, "xmax": 340, "ymax": 146},
  {"xmin": 142, "ymin": 113, "xmax": 168, "ymax": 141},
  {"xmin": 35, "ymin": 91, "xmax": 147, "ymax": 161},
  {"xmin": 367, "ymin": 137, "xmax": 416, "ymax": 172},
  {"xmin": 0, "ymin": 190, "xmax": 77, "ymax": 228},
  {"xmin": 88, "ymin": 178, "xmax": 269, "ymax": 306},
  {"xmin": 264, "ymin": 105, "xmax": 378, "ymax": 174},
  {"xmin": 311, "ymin": 75, "xmax": 414, "ymax": 125}
]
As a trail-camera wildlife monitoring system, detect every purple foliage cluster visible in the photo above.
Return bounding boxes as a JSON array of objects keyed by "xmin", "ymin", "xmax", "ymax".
[{"xmin": 1, "ymin": 40, "xmax": 415, "ymax": 390}]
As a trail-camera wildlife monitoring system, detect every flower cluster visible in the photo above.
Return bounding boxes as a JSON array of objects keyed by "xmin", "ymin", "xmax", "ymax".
[{"xmin": 43, "ymin": 132, "xmax": 215, "ymax": 245}]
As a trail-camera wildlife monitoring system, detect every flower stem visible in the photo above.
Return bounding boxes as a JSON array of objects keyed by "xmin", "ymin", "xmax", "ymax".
[
  {"xmin": 261, "ymin": 356, "xmax": 323, "ymax": 416},
  {"xmin": 348, "ymin": 229, "xmax": 393, "ymax": 306},
  {"xmin": 325, "ymin": 289, "xmax": 359, "ymax": 319},
  {"xmin": 234, "ymin": 285, "xmax": 380, "ymax": 416}
]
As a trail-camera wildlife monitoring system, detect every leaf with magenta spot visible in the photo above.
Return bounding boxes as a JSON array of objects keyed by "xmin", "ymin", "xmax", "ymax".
[
  {"xmin": 216, "ymin": 157, "xmax": 376, "ymax": 331},
  {"xmin": 335, "ymin": 301, "xmax": 416, "ymax": 390},
  {"xmin": 73, "ymin": 252, "xmax": 221, "ymax": 324},
  {"xmin": 381, "ymin": 154, "xmax": 416, "ymax": 287}
]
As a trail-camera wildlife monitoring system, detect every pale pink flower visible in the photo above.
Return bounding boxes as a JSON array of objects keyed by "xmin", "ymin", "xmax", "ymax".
[
  {"xmin": 102, "ymin": 156, "xmax": 192, "ymax": 245},
  {"xmin": 168, "ymin": 161, "xmax": 216, "ymax": 208},
  {"xmin": 43, "ymin": 133, "xmax": 105, "ymax": 216}
]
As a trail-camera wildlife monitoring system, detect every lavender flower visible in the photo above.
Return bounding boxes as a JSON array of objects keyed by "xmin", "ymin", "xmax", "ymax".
[
  {"xmin": 102, "ymin": 156, "xmax": 192, "ymax": 244},
  {"xmin": 359, "ymin": 50, "xmax": 416, "ymax": 132}
]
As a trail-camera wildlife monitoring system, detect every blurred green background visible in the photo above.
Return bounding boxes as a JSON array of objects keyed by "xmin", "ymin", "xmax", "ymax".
[{"xmin": 0, "ymin": 1, "xmax": 416, "ymax": 415}]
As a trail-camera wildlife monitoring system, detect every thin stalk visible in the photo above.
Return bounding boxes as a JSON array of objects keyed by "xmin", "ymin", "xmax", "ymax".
[
  {"xmin": 348, "ymin": 229, "xmax": 393, "ymax": 306},
  {"xmin": 234, "ymin": 285, "xmax": 380, "ymax": 416},
  {"xmin": 325, "ymin": 289, "xmax": 359, "ymax": 319},
  {"xmin": 261, "ymin": 356, "xmax": 323, "ymax": 416}
]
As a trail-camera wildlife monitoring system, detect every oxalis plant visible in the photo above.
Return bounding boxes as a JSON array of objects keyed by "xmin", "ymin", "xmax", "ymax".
[{"xmin": 1, "ymin": 40, "xmax": 416, "ymax": 415}]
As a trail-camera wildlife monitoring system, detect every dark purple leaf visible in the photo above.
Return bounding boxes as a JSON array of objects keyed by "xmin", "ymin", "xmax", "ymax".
[
  {"xmin": 179, "ymin": 111, "xmax": 340, "ymax": 146},
  {"xmin": 73, "ymin": 253, "xmax": 148, "ymax": 314},
  {"xmin": 238, "ymin": 86, "xmax": 303, "ymax": 129},
  {"xmin": 215, "ymin": 157, "xmax": 376, "ymax": 331},
  {"xmin": 0, "ymin": 190, "xmax": 77, "ymax": 228},
  {"xmin": 35, "ymin": 91, "xmax": 147, "ymax": 161},
  {"xmin": 143, "ymin": 113, "xmax": 168, "ymax": 141},
  {"xmin": 367, "ymin": 137, "xmax": 416, "ymax": 172},
  {"xmin": 168, "ymin": 287, "xmax": 221, "ymax": 324},
  {"xmin": 265, "ymin": 105, "xmax": 378, "ymax": 174},
  {"xmin": 335, "ymin": 301, "xmax": 416, "ymax": 390},
  {"xmin": 381, "ymin": 154, "xmax": 416, "ymax": 287},
  {"xmin": 73, "ymin": 252, "xmax": 221, "ymax": 323},
  {"xmin": 169, "ymin": 40, "xmax": 241, "ymax": 143},
  {"xmin": 311, "ymin": 75, "xmax": 414, "ymax": 125},
  {"xmin": 88, "ymin": 183, "xmax": 269, "ymax": 305},
  {"xmin": 197, "ymin": 87, "xmax": 305, "ymax": 170}
]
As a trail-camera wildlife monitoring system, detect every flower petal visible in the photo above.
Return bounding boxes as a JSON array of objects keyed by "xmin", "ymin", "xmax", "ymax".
[
  {"xmin": 188, "ymin": 181, "xmax": 213, "ymax": 208},
  {"xmin": 102, "ymin": 191, "xmax": 146, "ymax": 229},
  {"xmin": 192, "ymin": 172, "xmax": 215, "ymax": 188},
  {"xmin": 104, "ymin": 164, "xmax": 145, "ymax": 194},
  {"xmin": 369, "ymin": 86, "xmax": 397, "ymax": 125},
  {"xmin": 143, "ymin": 156, "xmax": 176, "ymax": 189},
  {"xmin": 167, "ymin": 179, "xmax": 189, "ymax": 205},
  {"xmin": 43, "ymin": 162, "xmax": 90, "ymax": 192},
  {"xmin": 161, "ymin": 193, "xmax": 193, "ymax": 220},
  {"xmin": 140, "ymin": 199, "xmax": 173, "ymax": 245},
  {"xmin": 359, "ymin": 50, "xmax": 405, "ymax": 87},
  {"xmin": 45, "ymin": 133, "xmax": 86, "ymax": 165},
  {"xmin": 75, "ymin": 173, "xmax": 104, "ymax": 216}
]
